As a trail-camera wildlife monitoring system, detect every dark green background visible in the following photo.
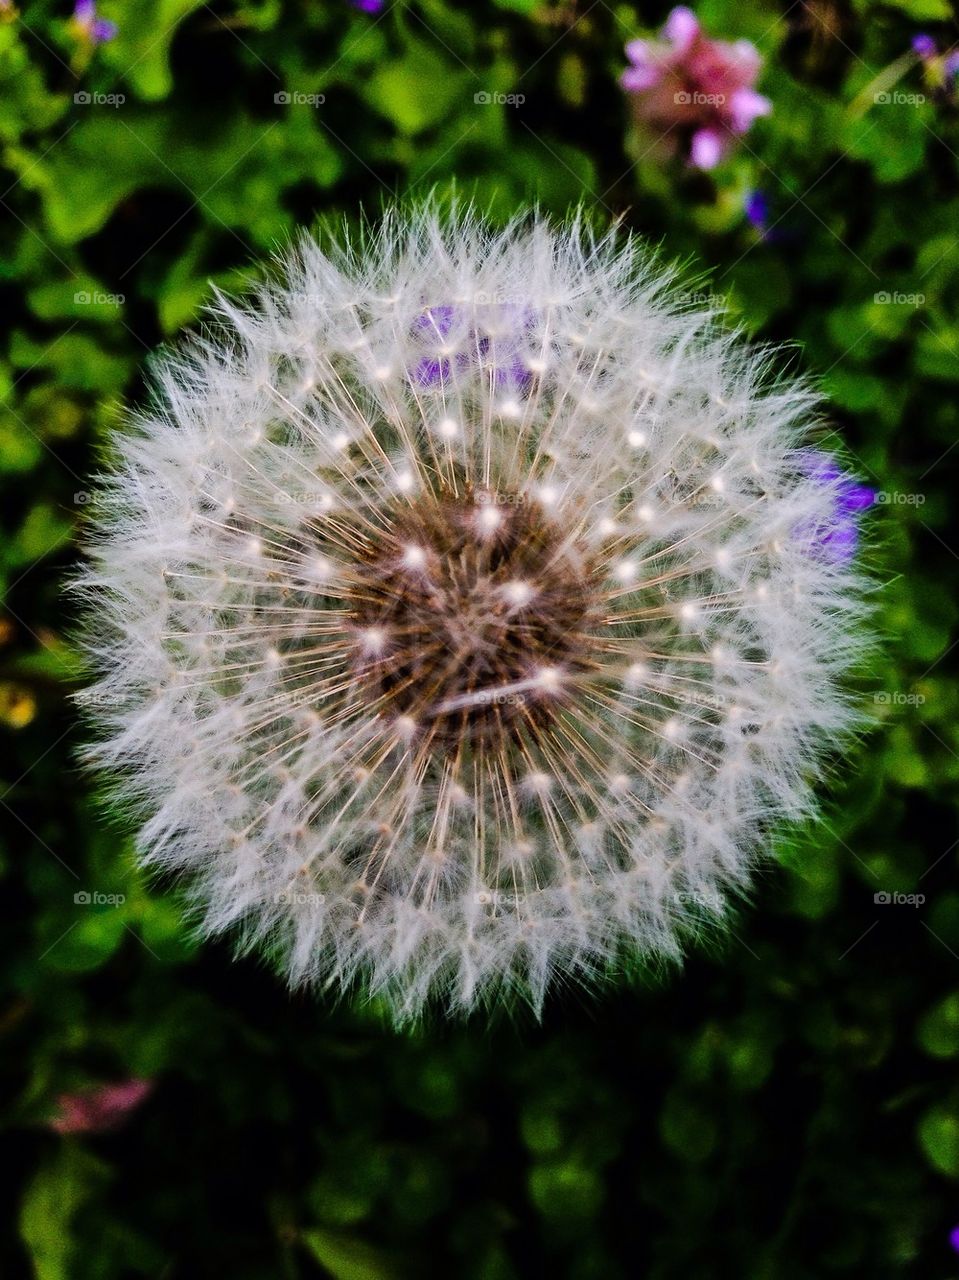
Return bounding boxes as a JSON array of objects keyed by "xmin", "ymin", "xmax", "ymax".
[{"xmin": 3, "ymin": 0, "xmax": 959, "ymax": 1275}]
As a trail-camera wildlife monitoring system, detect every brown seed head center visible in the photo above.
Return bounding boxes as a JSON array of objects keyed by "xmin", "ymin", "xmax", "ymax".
[{"xmin": 346, "ymin": 489, "xmax": 604, "ymax": 745}]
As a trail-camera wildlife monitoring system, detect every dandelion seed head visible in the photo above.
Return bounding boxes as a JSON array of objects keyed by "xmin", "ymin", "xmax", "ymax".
[{"xmin": 77, "ymin": 206, "xmax": 873, "ymax": 1023}]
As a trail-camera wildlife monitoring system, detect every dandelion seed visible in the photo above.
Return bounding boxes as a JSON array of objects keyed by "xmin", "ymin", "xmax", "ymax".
[{"xmin": 77, "ymin": 206, "xmax": 873, "ymax": 1023}]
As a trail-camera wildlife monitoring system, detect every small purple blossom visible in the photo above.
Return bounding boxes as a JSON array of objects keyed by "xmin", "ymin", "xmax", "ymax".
[
  {"xmin": 799, "ymin": 452, "xmax": 875, "ymax": 565},
  {"xmin": 950, "ymin": 1225, "xmax": 959, "ymax": 1254},
  {"xmin": 744, "ymin": 190, "xmax": 769, "ymax": 230},
  {"xmin": 743, "ymin": 190, "xmax": 797, "ymax": 246},
  {"xmin": 351, "ymin": 0, "xmax": 384, "ymax": 12},
  {"xmin": 621, "ymin": 7, "xmax": 771, "ymax": 170},
  {"xmin": 912, "ymin": 33, "xmax": 937, "ymax": 60},
  {"xmin": 71, "ymin": 0, "xmax": 117, "ymax": 44},
  {"xmin": 410, "ymin": 304, "xmax": 534, "ymax": 391},
  {"xmin": 910, "ymin": 33, "xmax": 959, "ymax": 94}
]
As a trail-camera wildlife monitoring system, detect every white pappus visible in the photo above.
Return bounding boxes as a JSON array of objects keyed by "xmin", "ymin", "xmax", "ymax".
[{"xmin": 76, "ymin": 205, "xmax": 874, "ymax": 1023}]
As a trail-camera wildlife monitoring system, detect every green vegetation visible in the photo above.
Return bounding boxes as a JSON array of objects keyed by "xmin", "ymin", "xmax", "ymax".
[{"xmin": 2, "ymin": 0, "xmax": 958, "ymax": 1274}]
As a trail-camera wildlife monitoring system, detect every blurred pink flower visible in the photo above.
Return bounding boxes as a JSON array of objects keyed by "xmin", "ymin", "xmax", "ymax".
[
  {"xmin": 621, "ymin": 6, "xmax": 771, "ymax": 169},
  {"xmin": 50, "ymin": 1078, "xmax": 152, "ymax": 1135}
]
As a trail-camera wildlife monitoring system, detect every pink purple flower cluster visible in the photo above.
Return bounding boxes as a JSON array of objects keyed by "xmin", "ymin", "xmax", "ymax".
[{"xmin": 621, "ymin": 6, "xmax": 770, "ymax": 169}]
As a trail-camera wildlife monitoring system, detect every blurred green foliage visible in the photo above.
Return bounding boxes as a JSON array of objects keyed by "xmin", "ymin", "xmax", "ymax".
[{"xmin": 2, "ymin": 0, "xmax": 959, "ymax": 1275}]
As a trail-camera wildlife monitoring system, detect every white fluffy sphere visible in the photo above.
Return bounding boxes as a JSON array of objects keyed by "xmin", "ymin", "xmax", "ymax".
[{"xmin": 78, "ymin": 207, "xmax": 872, "ymax": 1021}]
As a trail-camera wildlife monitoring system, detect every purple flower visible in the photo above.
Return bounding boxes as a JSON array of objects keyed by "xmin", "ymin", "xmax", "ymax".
[
  {"xmin": 799, "ymin": 452, "xmax": 875, "ymax": 565},
  {"xmin": 744, "ymin": 190, "xmax": 769, "ymax": 230},
  {"xmin": 71, "ymin": 0, "xmax": 117, "ymax": 44},
  {"xmin": 351, "ymin": 0, "xmax": 384, "ymax": 12},
  {"xmin": 910, "ymin": 34, "xmax": 959, "ymax": 94},
  {"xmin": 410, "ymin": 304, "xmax": 534, "ymax": 391},
  {"xmin": 621, "ymin": 7, "xmax": 771, "ymax": 169},
  {"xmin": 912, "ymin": 33, "xmax": 937, "ymax": 60},
  {"xmin": 950, "ymin": 1225, "xmax": 959, "ymax": 1255},
  {"xmin": 742, "ymin": 190, "xmax": 797, "ymax": 246}
]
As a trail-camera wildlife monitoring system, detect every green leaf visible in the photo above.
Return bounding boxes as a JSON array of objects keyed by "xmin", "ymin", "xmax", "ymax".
[
  {"xmin": 101, "ymin": 0, "xmax": 208, "ymax": 101},
  {"xmin": 0, "ymin": 417, "xmax": 43, "ymax": 473},
  {"xmin": 41, "ymin": 908, "xmax": 126, "ymax": 974},
  {"xmin": 302, "ymin": 1228, "xmax": 398, "ymax": 1280},
  {"xmin": 917, "ymin": 994, "xmax": 959, "ymax": 1059},
  {"xmin": 842, "ymin": 106, "xmax": 926, "ymax": 184},
  {"xmin": 7, "ymin": 503, "xmax": 75, "ymax": 568},
  {"xmin": 528, "ymin": 1160, "xmax": 604, "ymax": 1220},
  {"xmin": 886, "ymin": 0, "xmax": 952, "ymax": 17},
  {"xmin": 727, "ymin": 257, "xmax": 793, "ymax": 329},
  {"xmin": 20, "ymin": 1146, "xmax": 109, "ymax": 1280},
  {"xmin": 918, "ymin": 1106, "xmax": 959, "ymax": 1177},
  {"xmin": 659, "ymin": 1091, "xmax": 718, "ymax": 1163},
  {"xmin": 364, "ymin": 49, "xmax": 467, "ymax": 134},
  {"xmin": 520, "ymin": 1106, "xmax": 564, "ymax": 1155},
  {"xmin": 27, "ymin": 276, "xmax": 126, "ymax": 324}
]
